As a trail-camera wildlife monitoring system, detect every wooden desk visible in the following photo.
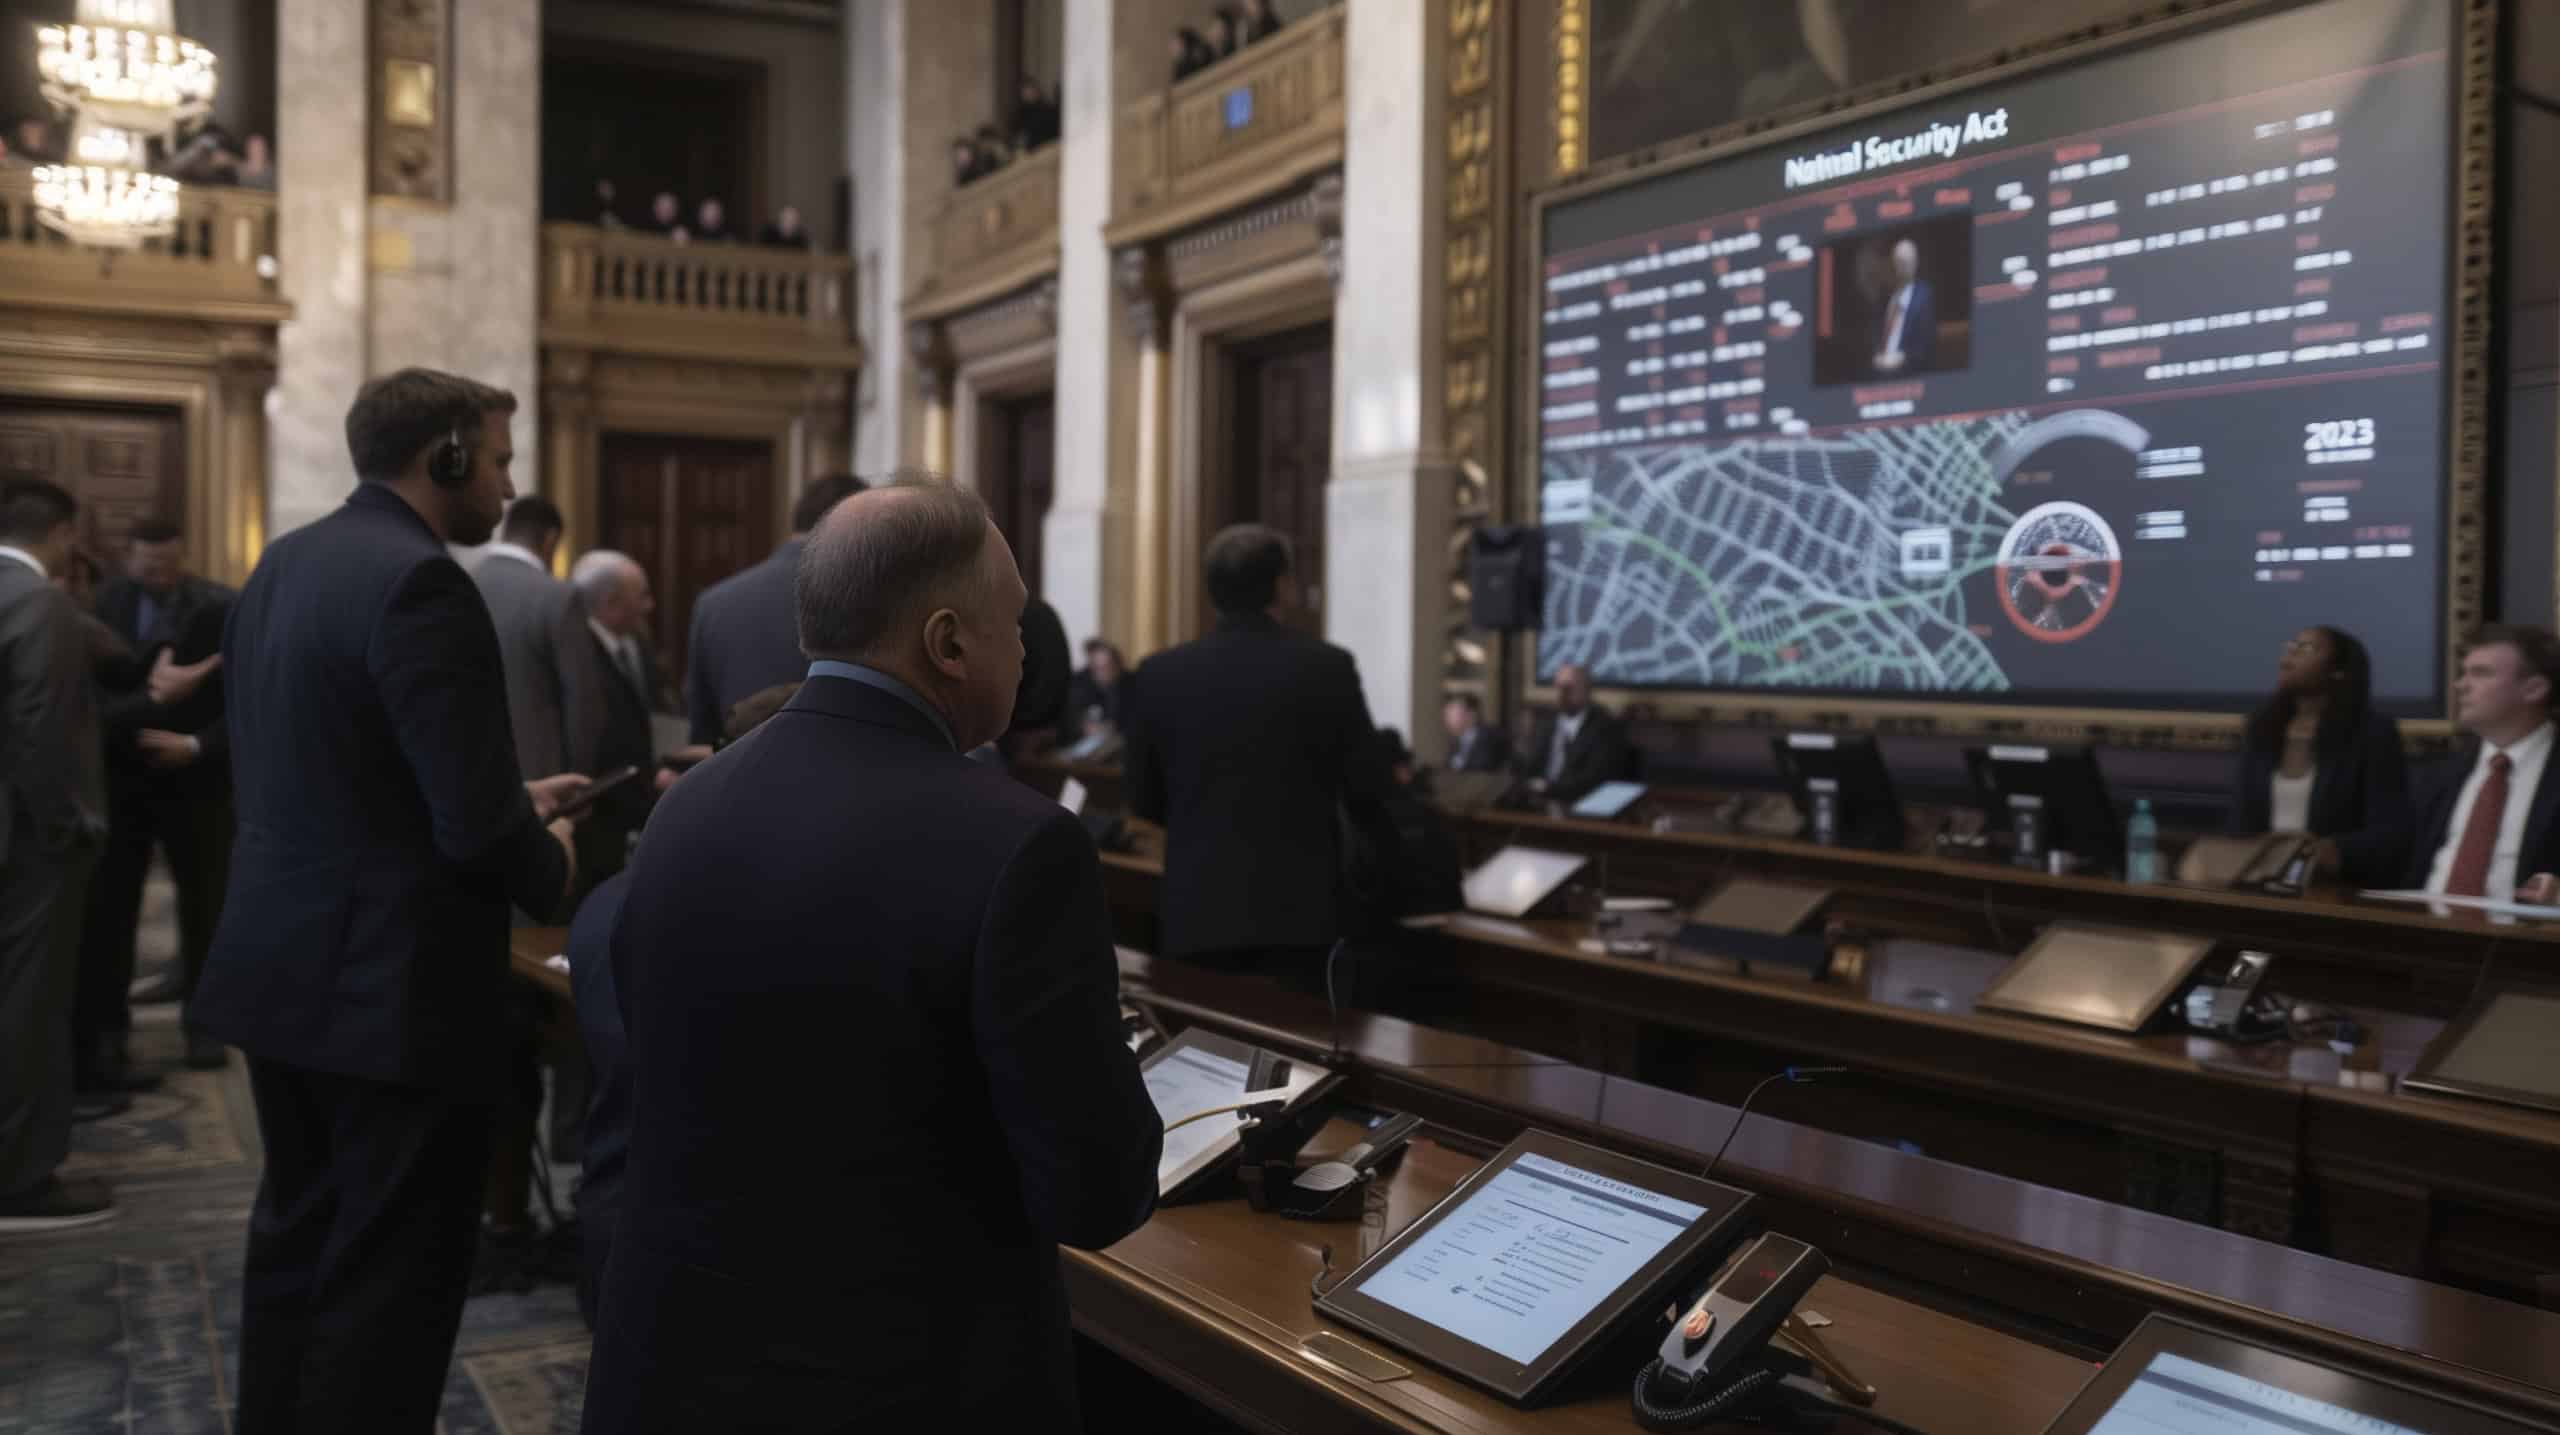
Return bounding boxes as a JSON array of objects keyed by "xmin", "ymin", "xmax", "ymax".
[
  {"xmin": 1069, "ymin": 1118, "xmax": 2093, "ymax": 1432},
  {"xmin": 1106, "ymin": 955, "xmax": 2560, "ymax": 1429},
  {"xmin": 1077, "ymin": 842, "xmax": 2560, "ymax": 1304},
  {"xmin": 510, "ymin": 929, "xmax": 572, "ymax": 1000}
]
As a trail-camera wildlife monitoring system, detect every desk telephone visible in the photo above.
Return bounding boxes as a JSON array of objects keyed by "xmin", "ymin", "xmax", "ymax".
[{"xmin": 1634, "ymin": 1232, "xmax": 1883, "ymax": 1432}]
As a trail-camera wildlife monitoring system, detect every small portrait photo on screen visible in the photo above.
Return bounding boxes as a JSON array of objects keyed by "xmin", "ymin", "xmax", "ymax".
[{"xmin": 1813, "ymin": 212, "xmax": 1973, "ymax": 387}]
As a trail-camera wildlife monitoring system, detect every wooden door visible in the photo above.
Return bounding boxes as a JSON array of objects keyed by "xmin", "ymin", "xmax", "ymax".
[
  {"xmin": 979, "ymin": 391, "xmax": 1055, "ymax": 601},
  {"xmin": 1228, "ymin": 324, "xmax": 1333, "ymax": 632},
  {"xmin": 0, "ymin": 401, "xmax": 186, "ymax": 568},
  {"xmin": 595, "ymin": 432, "xmax": 776, "ymax": 681}
]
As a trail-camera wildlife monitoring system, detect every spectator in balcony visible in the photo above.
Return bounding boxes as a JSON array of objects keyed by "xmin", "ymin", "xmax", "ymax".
[
  {"xmin": 1210, "ymin": 6, "xmax": 1243, "ymax": 58},
  {"xmin": 164, "ymin": 125, "xmax": 232, "ymax": 181},
  {"xmin": 648, "ymin": 191, "xmax": 688, "ymax": 243},
  {"xmin": 595, "ymin": 179, "xmax": 624, "ymax": 230},
  {"xmin": 1013, "ymin": 77, "xmax": 1061, "ymax": 153},
  {"xmin": 695, "ymin": 197, "xmax": 734, "ymax": 243},
  {"xmin": 1242, "ymin": 0, "xmax": 1284, "ymax": 43},
  {"xmin": 952, "ymin": 136, "xmax": 981, "ymax": 186},
  {"xmin": 973, "ymin": 126, "xmax": 1012, "ymax": 172},
  {"xmin": 759, "ymin": 204, "xmax": 811, "ymax": 250},
  {"xmin": 231, "ymin": 134, "xmax": 274, "ymax": 192},
  {"xmin": 1170, "ymin": 27, "xmax": 1216, "ymax": 83},
  {"xmin": 9, "ymin": 117, "xmax": 60, "ymax": 166}
]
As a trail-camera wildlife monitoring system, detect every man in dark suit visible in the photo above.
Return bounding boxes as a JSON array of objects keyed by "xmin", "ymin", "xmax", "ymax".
[
  {"xmin": 1122, "ymin": 524, "xmax": 1394, "ymax": 987},
  {"xmin": 1518, "ymin": 662, "xmax": 1636, "ymax": 807},
  {"xmin": 2398, "ymin": 625, "xmax": 2560, "ymax": 904},
  {"xmin": 1441, "ymin": 692, "xmax": 1511, "ymax": 773},
  {"xmin": 1058, "ymin": 637, "xmax": 1126, "ymax": 745},
  {"xmin": 0, "ymin": 478, "xmax": 115, "ymax": 1232},
  {"xmin": 192, "ymin": 368, "xmax": 585, "ymax": 1433},
  {"xmin": 583, "ymin": 479, "xmax": 1160, "ymax": 1432},
  {"xmin": 77, "ymin": 519, "xmax": 236, "ymax": 1082},
  {"xmin": 683, "ymin": 472, "xmax": 865, "ymax": 745},
  {"xmin": 471, "ymin": 495, "xmax": 602, "ymax": 784},
  {"xmin": 569, "ymin": 549, "xmax": 664, "ymax": 893},
  {"xmin": 1872, "ymin": 236, "xmax": 1935, "ymax": 375}
]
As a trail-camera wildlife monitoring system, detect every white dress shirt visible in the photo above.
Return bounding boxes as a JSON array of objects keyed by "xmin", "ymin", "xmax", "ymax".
[
  {"xmin": 482, "ymin": 542, "xmax": 548, "ymax": 573},
  {"xmin": 1546, "ymin": 708, "xmax": 1587, "ymax": 783},
  {"xmin": 0, "ymin": 543, "xmax": 48, "ymax": 579},
  {"xmin": 2268, "ymin": 770, "xmax": 2314, "ymax": 834},
  {"xmin": 1881, "ymin": 282, "xmax": 1916, "ymax": 360},
  {"xmin": 2426, "ymin": 721, "xmax": 2555, "ymax": 900},
  {"xmin": 590, "ymin": 618, "xmax": 647, "ymax": 698}
]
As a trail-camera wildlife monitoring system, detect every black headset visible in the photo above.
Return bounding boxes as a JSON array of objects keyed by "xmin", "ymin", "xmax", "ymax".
[{"xmin": 429, "ymin": 424, "xmax": 471, "ymax": 486}]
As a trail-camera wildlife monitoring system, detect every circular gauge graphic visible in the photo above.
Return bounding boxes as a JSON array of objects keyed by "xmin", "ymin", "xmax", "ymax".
[{"xmin": 1995, "ymin": 501, "xmax": 2121, "ymax": 643}]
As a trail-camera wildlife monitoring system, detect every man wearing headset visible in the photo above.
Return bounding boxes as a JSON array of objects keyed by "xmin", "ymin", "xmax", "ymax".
[{"xmin": 193, "ymin": 368, "xmax": 588, "ymax": 1433}]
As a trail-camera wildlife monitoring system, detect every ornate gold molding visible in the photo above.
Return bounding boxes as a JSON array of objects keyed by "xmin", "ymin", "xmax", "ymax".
[
  {"xmin": 1440, "ymin": 0, "xmax": 1505, "ymax": 699},
  {"xmin": 906, "ymin": 147, "xmax": 1062, "ymax": 325},
  {"xmin": 1550, "ymin": 0, "xmax": 1587, "ymax": 179},
  {"xmin": 370, "ymin": 0, "xmax": 452, "ymax": 203}
]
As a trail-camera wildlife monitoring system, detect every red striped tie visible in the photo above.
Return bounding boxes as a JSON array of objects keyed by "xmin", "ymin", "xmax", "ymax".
[{"xmin": 2444, "ymin": 753, "xmax": 2512, "ymax": 898}]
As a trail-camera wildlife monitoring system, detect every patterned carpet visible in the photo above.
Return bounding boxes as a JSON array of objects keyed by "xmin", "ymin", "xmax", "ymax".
[{"xmin": 0, "ymin": 875, "xmax": 593, "ymax": 1435}]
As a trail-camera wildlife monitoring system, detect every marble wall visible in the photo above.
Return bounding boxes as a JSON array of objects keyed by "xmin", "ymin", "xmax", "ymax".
[
  {"xmin": 1048, "ymin": 0, "xmax": 1123, "ymax": 652},
  {"xmin": 268, "ymin": 0, "xmax": 370, "ymax": 538},
  {"xmin": 846, "ymin": 0, "xmax": 908, "ymax": 477}
]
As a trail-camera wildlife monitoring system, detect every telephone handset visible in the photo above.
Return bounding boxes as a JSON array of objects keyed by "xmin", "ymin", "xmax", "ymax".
[
  {"xmin": 1276, "ymin": 1111, "xmax": 1424, "ymax": 1219},
  {"xmin": 1632, "ymin": 1232, "xmax": 1874, "ymax": 1431}
]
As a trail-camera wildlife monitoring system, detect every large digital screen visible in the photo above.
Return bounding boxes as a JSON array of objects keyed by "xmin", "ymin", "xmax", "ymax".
[{"xmin": 1534, "ymin": 0, "xmax": 2455, "ymax": 714}]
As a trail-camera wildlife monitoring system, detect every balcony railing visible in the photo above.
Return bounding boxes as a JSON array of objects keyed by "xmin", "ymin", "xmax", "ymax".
[
  {"xmin": 1109, "ymin": 4, "xmax": 1346, "ymax": 245},
  {"xmin": 0, "ymin": 168, "xmax": 286, "ymax": 321},
  {"xmin": 540, "ymin": 223, "xmax": 860, "ymax": 367},
  {"xmin": 909, "ymin": 144, "xmax": 1061, "ymax": 320}
]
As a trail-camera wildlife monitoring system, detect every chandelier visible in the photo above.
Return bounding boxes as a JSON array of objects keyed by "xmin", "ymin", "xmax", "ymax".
[
  {"xmin": 36, "ymin": 2, "xmax": 217, "ymax": 137},
  {"xmin": 27, "ymin": 2, "xmax": 216, "ymax": 251}
]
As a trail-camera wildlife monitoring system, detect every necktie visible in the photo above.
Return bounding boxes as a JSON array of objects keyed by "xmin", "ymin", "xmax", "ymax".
[
  {"xmin": 1885, "ymin": 293, "xmax": 1907, "ymax": 348},
  {"xmin": 2443, "ymin": 752, "xmax": 2512, "ymax": 898},
  {"xmin": 619, "ymin": 640, "xmax": 647, "ymax": 699}
]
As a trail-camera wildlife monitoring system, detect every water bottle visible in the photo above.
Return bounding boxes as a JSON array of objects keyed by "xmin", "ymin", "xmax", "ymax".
[{"xmin": 2125, "ymin": 799, "xmax": 2160, "ymax": 885}]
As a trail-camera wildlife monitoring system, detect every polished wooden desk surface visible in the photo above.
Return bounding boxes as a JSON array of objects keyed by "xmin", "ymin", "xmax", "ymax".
[
  {"xmin": 1071, "ymin": 1116, "xmax": 2096, "ymax": 1433},
  {"xmin": 1117, "ymin": 954, "xmax": 2560, "ymax": 1420},
  {"xmin": 510, "ymin": 928, "xmax": 572, "ymax": 1000}
]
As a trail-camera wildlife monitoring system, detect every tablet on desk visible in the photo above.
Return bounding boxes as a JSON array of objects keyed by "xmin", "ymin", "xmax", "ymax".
[
  {"xmin": 2040, "ymin": 1314, "xmax": 2558, "ymax": 1434},
  {"xmin": 1568, "ymin": 780, "xmax": 1647, "ymax": 821},
  {"xmin": 2402, "ymin": 986, "xmax": 2560, "ymax": 1116},
  {"xmin": 1138, "ymin": 1030, "xmax": 1331, "ymax": 1199},
  {"xmin": 1461, "ymin": 846, "xmax": 1587, "ymax": 919},
  {"xmin": 1313, "ymin": 1129, "xmax": 1754, "ymax": 1405}
]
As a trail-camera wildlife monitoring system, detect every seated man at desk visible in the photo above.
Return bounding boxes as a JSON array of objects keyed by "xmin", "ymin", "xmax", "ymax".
[
  {"xmin": 2228, "ymin": 625, "xmax": 2410, "ymax": 885},
  {"xmin": 1441, "ymin": 693, "xmax": 1510, "ymax": 773},
  {"xmin": 2403, "ymin": 623, "xmax": 2560, "ymax": 904},
  {"xmin": 1517, "ymin": 662, "xmax": 1635, "ymax": 807}
]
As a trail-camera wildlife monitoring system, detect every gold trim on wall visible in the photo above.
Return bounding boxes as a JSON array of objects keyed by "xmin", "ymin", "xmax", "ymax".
[
  {"xmin": 1440, "ymin": 0, "xmax": 1507, "ymax": 733},
  {"xmin": 1502, "ymin": 0, "xmax": 2493, "ymax": 750},
  {"xmin": 1550, "ymin": 0, "xmax": 1586, "ymax": 179}
]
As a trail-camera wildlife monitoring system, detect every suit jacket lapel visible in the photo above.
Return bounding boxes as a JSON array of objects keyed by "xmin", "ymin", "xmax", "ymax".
[{"xmin": 2524, "ymin": 751, "xmax": 2560, "ymax": 876}]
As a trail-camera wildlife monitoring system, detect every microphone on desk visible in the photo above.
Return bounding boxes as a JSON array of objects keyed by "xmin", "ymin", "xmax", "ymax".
[
  {"xmin": 1322, "ymin": 938, "xmax": 1349, "ymax": 1065},
  {"xmin": 1702, "ymin": 1066, "xmax": 1848, "ymax": 1185}
]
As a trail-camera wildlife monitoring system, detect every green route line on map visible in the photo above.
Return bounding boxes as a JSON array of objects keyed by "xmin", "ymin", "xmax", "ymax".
[{"xmin": 1588, "ymin": 516, "xmax": 2003, "ymax": 662}]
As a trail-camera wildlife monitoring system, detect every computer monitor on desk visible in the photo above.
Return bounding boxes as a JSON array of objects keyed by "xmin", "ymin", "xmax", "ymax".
[
  {"xmin": 1965, "ymin": 743, "xmax": 2121, "ymax": 876},
  {"xmin": 1772, "ymin": 732, "xmax": 1904, "ymax": 851}
]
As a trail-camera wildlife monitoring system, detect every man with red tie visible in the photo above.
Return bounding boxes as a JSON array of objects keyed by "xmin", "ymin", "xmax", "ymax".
[{"xmin": 2408, "ymin": 625, "xmax": 2560, "ymax": 904}]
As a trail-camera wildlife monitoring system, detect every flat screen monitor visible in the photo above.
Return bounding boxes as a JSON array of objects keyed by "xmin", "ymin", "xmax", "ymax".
[
  {"xmin": 1977, "ymin": 922, "xmax": 2215, "ymax": 1033},
  {"xmin": 1771, "ymin": 732, "xmax": 1904, "ymax": 850},
  {"xmin": 1966, "ymin": 743, "xmax": 2123, "ymax": 874},
  {"xmin": 1139, "ymin": 1030, "xmax": 1331, "ymax": 1198},
  {"xmin": 1533, "ymin": 0, "xmax": 2455, "ymax": 718},
  {"xmin": 1313, "ymin": 1129, "xmax": 1754, "ymax": 1405},
  {"xmin": 2041, "ymin": 1314, "xmax": 2558, "ymax": 1435},
  {"xmin": 2402, "ymin": 986, "xmax": 2560, "ymax": 1116},
  {"xmin": 1462, "ymin": 845, "xmax": 1588, "ymax": 919}
]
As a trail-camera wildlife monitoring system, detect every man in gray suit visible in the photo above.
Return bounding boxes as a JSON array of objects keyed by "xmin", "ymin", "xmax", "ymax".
[
  {"xmin": 0, "ymin": 479, "xmax": 114, "ymax": 1232},
  {"xmin": 471, "ymin": 495, "xmax": 601, "ymax": 781},
  {"xmin": 685, "ymin": 474, "xmax": 865, "ymax": 745}
]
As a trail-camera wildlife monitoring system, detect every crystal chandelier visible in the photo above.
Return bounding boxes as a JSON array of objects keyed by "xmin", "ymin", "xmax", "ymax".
[
  {"xmin": 27, "ymin": 1, "xmax": 216, "ymax": 251},
  {"xmin": 36, "ymin": 2, "xmax": 218, "ymax": 138}
]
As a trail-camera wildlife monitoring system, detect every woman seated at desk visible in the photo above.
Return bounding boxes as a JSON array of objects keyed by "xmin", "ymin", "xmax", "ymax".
[{"xmin": 2229, "ymin": 625, "xmax": 2411, "ymax": 885}]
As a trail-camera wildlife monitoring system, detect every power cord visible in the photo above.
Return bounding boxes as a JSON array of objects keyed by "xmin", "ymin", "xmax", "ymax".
[{"xmin": 1705, "ymin": 1066, "xmax": 1845, "ymax": 1183}]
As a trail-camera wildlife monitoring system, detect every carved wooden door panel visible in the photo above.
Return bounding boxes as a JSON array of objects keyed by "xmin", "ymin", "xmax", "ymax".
[{"xmin": 0, "ymin": 403, "xmax": 186, "ymax": 568}]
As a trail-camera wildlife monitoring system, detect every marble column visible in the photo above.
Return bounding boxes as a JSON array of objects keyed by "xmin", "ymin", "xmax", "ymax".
[
  {"xmin": 212, "ymin": 328, "xmax": 278, "ymax": 583},
  {"xmin": 1046, "ymin": 0, "xmax": 1122, "ymax": 651},
  {"xmin": 266, "ymin": 0, "xmax": 541, "ymax": 547},
  {"xmin": 268, "ymin": 0, "xmax": 370, "ymax": 539},
  {"xmin": 846, "ymin": 0, "xmax": 908, "ymax": 476},
  {"xmin": 1327, "ymin": 0, "xmax": 1449, "ymax": 746}
]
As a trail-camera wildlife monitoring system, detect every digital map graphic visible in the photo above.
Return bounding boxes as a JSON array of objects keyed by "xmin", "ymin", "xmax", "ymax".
[{"xmin": 1541, "ymin": 411, "xmax": 2140, "ymax": 691}]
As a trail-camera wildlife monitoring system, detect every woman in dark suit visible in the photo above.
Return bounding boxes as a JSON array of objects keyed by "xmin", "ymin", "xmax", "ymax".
[{"xmin": 2229, "ymin": 625, "xmax": 2411, "ymax": 885}]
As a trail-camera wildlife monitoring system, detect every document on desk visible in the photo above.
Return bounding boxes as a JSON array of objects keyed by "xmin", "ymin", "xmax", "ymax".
[
  {"xmin": 2088, "ymin": 1352, "xmax": 2423, "ymax": 1435},
  {"xmin": 1352, "ymin": 1152, "xmax": 1705, "ymax": 1365}
]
